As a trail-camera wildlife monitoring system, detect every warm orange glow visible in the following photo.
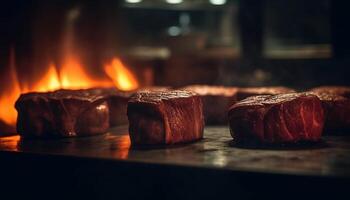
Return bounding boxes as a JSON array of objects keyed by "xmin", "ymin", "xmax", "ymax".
[
  {"xmin": 104, "ymin": 58, "xmax": 139, "ymax": 91},
  {"xmin": 32, "ymin": 63, "xmax": 61, "ymax": 92},
  {"xmin": 0, "ymin": 135, "xmax": 20, "ymax": 151},
  {"xmin": 0, "ymin": 7, "xmax": 140, "ymax": 132},
  {"xmin": 60, "ymin": 57, "xmax": 112, "ymax": 89},
  {"xmin": 0, "ymin": 49, "xmax": 21, "ymax": 126}
]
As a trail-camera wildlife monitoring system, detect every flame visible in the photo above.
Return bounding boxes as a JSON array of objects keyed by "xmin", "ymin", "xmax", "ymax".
[
  {"xmin": 104, "ymin": 58, "xmax": 139, "ymax": 91},
  {"xmin": 0, "ymin": 7, "xmax": 140, "ymax": 133},
  {"xmin": 60, "ymin": 57, "xmax": 113, "ymax": 89},
  {"xmin": 0, "ymin": 49, "xmax": 21, "ymax": 126},
  {"xmin": 32, "ymin": 63, "xmax": 61, "ymax": 92},
  {"xmin": 0, "ymin": 55, "xmax": 139, "ymax": 130}
]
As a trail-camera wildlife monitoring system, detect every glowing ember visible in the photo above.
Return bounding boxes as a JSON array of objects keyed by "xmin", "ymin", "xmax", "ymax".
[
  {"xmin": 104, "ymin": 58, "xmax": 139, "ymax": 91},
  {"xmin": 0, "ymin": 49, "xmax": 21, "ymax": 126}
]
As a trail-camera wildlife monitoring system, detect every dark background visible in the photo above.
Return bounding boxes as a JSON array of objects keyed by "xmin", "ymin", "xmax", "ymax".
[{"xmin": 1, "ymin": 0, "xmax": 350, "ymax": 90}]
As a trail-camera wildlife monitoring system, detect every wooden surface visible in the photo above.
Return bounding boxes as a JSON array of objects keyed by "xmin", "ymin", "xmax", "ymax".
[{"xmin": 1, "ymin": 126, "xmax": 350, "ymax": 178}]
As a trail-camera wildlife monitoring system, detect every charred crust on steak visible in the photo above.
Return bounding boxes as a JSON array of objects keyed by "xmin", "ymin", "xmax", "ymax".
[
  {"xmin": 129, "ymin": 90, "xmax": 198, "ymax": 104},
  {"xmin": 182, "ymin": 85, "xmax": 238, "ymax": 96},
  {"xmin": 15, "ymin": 89, "xmax": 109, "ymax": 138},
  {"xmin": 310, "ymin": 86, "xmax": 350, "ymax": 98},
  {"xmin": 181, "ymin": 85, "xmax": 238, "ymax": 125},
  {"xmin": 310, "ymin": 91, "xmax": 350, "ymax": 134},
  {"xmin": 228, "ymin": 93, "xmax": 325, "ymax": 145},
  {"xmin": 127, "ymin": 90, "xmax": 204, "ymax": 146},
  {"xmin": 237, "ymin": 86, "xmax": 296, "ymax": 101}
]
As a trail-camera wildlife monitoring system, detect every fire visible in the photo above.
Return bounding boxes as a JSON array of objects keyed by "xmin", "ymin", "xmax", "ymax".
[
  {"xmin": 104, "ymin": 58, "xmax": 139, "ymax": 91},
  {"xmin": 60, "ymin": 57, "xmax": 113, "ymax": 89},
  {"xmin": 0, "ymin": 55, "xmax": 139, "ymax": 131},
  {"xmin": 0, "ymin": 7, "xmax": 140, "ymax": 133},
  {"xmin": 32, "ymin": 63, "xmax": 61, "ymax": 92},
  {"xmin": 0, "ymin": 49, "xmax": 21, "ymax": 126}
]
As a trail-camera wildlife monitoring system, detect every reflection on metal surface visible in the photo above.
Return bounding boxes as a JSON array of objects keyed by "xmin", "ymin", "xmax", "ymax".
[
  {"xmin": 1, "ymin": 127, "xmax": 350, "ymax": 177},
  {"xmin": 0, "ymin": 135, "xmax": 20, "ymax": 151},
  {"xmin": 109, "ymin": 134, "xmax": 131, "ymax": 159}
]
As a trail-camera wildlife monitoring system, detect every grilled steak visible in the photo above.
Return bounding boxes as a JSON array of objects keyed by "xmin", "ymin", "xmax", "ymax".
[
  {"xmin": 311, "ymin": 86, "xmax": 350, "ymax": 98},
  {"xmin": 90, "ymin": 87, "xmax": 133, "ymax": 127},
  {"xmin": 311, "ymin": 92, "xmax": 350, "ymax": 133},
  {"xmin": 15, "ymin": 89, "xmax": 109, "ymax": 138},
  {"xmin": 91, "ymin": 87, "xmax": 170, "ymax": 127},
  {"xmin": 228, "ymin": 93, "xmax": 324, "ymax": 144},
  {"xmin": 127, "ymin": 90, "xmax": 204, "ymax": 145},
  {"xmin": 182, "ymin": 85, "xmax": 238, "ymax": 125},
  {"xmin": 237, "ymin": 86, "xmax": 295, "ymax": 101}
]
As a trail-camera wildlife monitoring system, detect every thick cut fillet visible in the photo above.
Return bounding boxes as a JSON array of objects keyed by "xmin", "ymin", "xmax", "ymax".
[
  {"xmin": 228, "ymin": 93, "xmax": 325, "ymax": 144},
  {"xmin": 90, "ymin": 87, "xmax": 134, "ymax": 127},
  {"xmin": 311, "ymin": 92, "xmax": 350, "ymax": 133},
  {"xmin": 311, "ymin": 86, "xmax": 350, "ymax": 98},
  {"xmin": 15, "ymin": 89, "xmax": 109, "ymax": 138},
  {"xmin": 181, "ymin": 85, "xmax": 238, "ymax": 125},
  {"xmin": 237, "ymin": 86, "xmax": 295, "ymax": 101},
  {"xmin": 127, "ymin": 90, "xmax": 204, "ymax": 145},
  {"xmin": 92, "ymin": 87, "xmax": 171, "ymax": 127}
]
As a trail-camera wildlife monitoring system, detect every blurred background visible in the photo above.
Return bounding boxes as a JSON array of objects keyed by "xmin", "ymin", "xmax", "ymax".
[{"xmin": 0, "ymin": 0, "xmax": 349, "ymax": 91}]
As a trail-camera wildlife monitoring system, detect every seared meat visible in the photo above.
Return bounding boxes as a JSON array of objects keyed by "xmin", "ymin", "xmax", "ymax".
[
  {"xmin": 127, "ymin": 90, "xmax": 204, "ymax": 145},
  {"xmin": 228, "ymin": 93, "xmax": 324, "ymax": 144},
  {"xmin": 90, "ymin": 87, "xmax": 133, "ymax": 127},
  {"xmin": 311, "ymin": 92, "xmax": 350, "ymax": 133},
  {"xmin": 237, "ymin": 87, "xmax": 296, "ymax": 101},
  {"xmin": 311, "ymin": 86, "xmax": 350, "ymax": 98},
  {"xmin": 15, "ymin": 89, "xmax": 109, "ymax": 138},
  {"xmin": 92, "ymin": 87, "xmax": 171, "ymax": 127},
  {"xmin": 182, "ymin": 85, "xmax": 238, "ymax": 125}
]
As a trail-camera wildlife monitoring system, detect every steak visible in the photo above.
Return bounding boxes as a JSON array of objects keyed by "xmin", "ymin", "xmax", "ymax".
[
  {"xmin": 127, "ymin": 90, "xmax": 204, "ymax": 146},
  {"xmin": 139, "ymin": 86, "xmax": 171, "ymax": 92},
  {"xmin": 311, "ymin": 86, "xmax": 350, "ymax": 98},
  {"xmin": 237, "ymin": 86, "xmax": 295, "ymax": 101},
  {"xmin": 15, "ymin": 89, "xmax": 109, "ymax": 138},
  {"xmin": 90, "ymin": 87, "xmax": 134, "ymax": 127},
  {"xmin": 311, "ymin": 92, "xmax": 350, "ymax": 133},
  {"xmin": 228, "ymin": 93, "xmax": 325, "ymax": 144},
  {"xmin": 181, "ymin": 85, "xmax": 238, "ymax": 125},
  {"xmin": 91, "ymin": 86, "xmax": 171, "ymax": 127}
]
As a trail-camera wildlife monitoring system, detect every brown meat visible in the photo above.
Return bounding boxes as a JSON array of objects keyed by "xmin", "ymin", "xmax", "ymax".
[
  {"xmin": 311, "ymin": 86, "xmax": 350, "ymax": 98},
  {"xmin": 127, "ymin": 90, "xmax": 204, "ymax": 146},
  {"xmin": 90, "ymin": 87, "xmax": 134, "ymax": 127},
  {"xmin": 15, "ymin": 89, "xmax": 109, "ymax": 138},
  {"xmin": 311, "ymin": 92, "xmax": 350, "ymax": 133},
  {"xmin": 228, "ymin": 93, "xmax": 325, "ymax": 144},
  {"xmin": 237, "ymin": 86, "xmax": 296, "ymax": 101},
  {"xmin": 92, "ymin": 86, "xmax": 171, "ymax": 127},
  {"xmin": 138, "ymin": 86, "xmax": 171, "ymax": 92},
  {"xmin": 181, "ymin": 85, "xmax": 238, "ymax": 125}
]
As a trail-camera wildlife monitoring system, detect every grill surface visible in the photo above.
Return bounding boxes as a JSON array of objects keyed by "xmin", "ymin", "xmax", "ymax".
[{"xmin": 1, "ymin": 126, "xmax": 350, "ymax": 177}]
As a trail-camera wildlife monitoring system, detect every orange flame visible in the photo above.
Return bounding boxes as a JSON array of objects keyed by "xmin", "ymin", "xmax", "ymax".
[
  {"xmin": 60, "ymin": 57, "xmax": 113, "ymax": 89},
  {"xmin": 32, "ymin": 63, "xmax": 61, "ymax": 92},
  {"xmin": 0, "ymin": 49, "xmax": 21, "ymax": 126},
  {"xmin": 0, "ymin": 55, "xmax": 139, "ymax": 131},
  {"xmin": 0, "ymin": 6, "xmax": 140, "ymax": 132},
  {"xmin": 104, "ymin": 58, "xmax": 139, "ymax": 91}
]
